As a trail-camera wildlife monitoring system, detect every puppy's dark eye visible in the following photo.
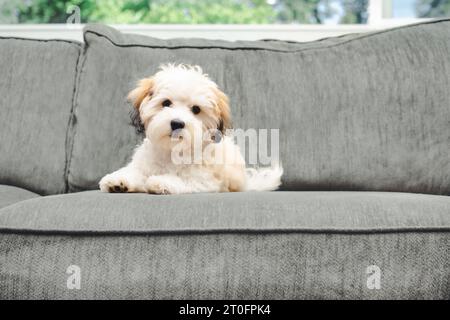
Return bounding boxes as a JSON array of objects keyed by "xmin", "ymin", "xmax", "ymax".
[
  {"xmin": 192, "ymin": 105, "xmax": 201, "ymax": 114},
  {"xmin": 162, "ymin": 99, "xmax": 172, "ymax": 107}
]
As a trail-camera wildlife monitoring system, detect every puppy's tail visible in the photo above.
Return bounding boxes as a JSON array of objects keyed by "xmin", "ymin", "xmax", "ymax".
[{"xmin": 245, "ymin": 163, "xmax": 283, "ymax": 192}]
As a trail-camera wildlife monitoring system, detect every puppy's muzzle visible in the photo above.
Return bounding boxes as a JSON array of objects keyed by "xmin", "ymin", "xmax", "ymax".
[{"xmin": 170, "ymin": 119, "xmax": 185, "ymax": 131}]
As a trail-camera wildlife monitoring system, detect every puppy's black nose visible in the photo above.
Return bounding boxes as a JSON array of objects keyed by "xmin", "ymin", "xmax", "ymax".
[{"xmin": 170, "ymin": 119, "xmax": 185, "ymax": 131}]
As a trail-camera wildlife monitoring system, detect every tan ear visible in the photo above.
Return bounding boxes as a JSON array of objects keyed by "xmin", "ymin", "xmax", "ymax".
[
  {"xmin": 127, "ymin": 77, "xmax": 155, "ymax": 111},
  {"xmin": 214, "ymin": 87, "xmax": 231, "ymax": 133},
  {"xmin": 128, "ymin": 77, "xmax": 154, "ymax": 133}
]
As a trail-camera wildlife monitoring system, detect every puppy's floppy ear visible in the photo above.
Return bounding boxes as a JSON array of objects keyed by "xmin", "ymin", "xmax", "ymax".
[
  {"xmin": 128, "ymin": 77, "xmax": 155, "ymax": 110},
  {"xmin": 127, "ymin": 77, "xmax": 154, "ymax": 133},
  {"xmin": 213, "ymin": 87, "xmax": 231, "ymax": 134}
]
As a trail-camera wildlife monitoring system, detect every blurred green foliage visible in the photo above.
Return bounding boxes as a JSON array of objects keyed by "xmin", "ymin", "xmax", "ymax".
[
  {"xmin": 1, "ymin": 0, "xmax": 276, "ymax": 24},
  {"xmin": 0, "ymin": 0, "xmax": 449, "ymax": 24},
  {"xmin": 0, "ymin": 0, "xmax": 362, "ymax": 24},
  {"xmin": 340, "ymin": 0, "xmax": 369, "ymax": 23},
  {"xmin": 416, "ymin": 0, "xmax": 450, "ymax": 18}
]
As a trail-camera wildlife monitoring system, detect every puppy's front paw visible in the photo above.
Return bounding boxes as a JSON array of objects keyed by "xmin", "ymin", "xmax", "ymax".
[
  {"xmin": 145, "ymin": 176, "xmax": 172, "ymax": 195},
  {"xmin": 99, "ymin": 172, "xmax": 143, "ymax": 193}
]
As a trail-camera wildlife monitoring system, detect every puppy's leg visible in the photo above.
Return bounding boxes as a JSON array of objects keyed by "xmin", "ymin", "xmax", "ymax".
[
  {"xmin": 145, "ymin": 174, "xmax": 223, "ymax": 195},
  {"xmin": 99, "ymin": 166, "xmax": 147, "ymax": 193},
  {"xmin": 145, "ymin": 175, "xmax": 189, "ymax": 195}
]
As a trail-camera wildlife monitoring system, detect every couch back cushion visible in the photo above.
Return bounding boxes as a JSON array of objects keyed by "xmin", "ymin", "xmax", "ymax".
[
  {"xmin": 0, "ymin": 37, "xmax": 81, "ymax": 195},
  {"xmin": 69, "ymin": 20, "xmax": 450, "ymax": 195}
]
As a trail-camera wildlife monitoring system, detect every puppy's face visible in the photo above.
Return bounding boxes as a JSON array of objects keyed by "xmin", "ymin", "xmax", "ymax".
[{"xmin": 128, "ymin": 64, "xmax": 230, "ymax": 151}]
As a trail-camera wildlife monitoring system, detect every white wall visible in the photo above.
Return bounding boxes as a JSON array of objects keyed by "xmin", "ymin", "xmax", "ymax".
[{"xmin": 0, "ymin": 24, "xmax": 401, "ymax": 42}]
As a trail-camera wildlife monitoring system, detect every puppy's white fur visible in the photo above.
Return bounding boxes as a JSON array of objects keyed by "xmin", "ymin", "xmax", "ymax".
[{"xmin": 99, "ymin": 64, "xmax": 282, "ymax": 194}]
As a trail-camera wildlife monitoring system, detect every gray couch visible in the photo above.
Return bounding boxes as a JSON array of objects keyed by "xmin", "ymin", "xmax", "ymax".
[{"xmin": 0, "ymin": 19, "xmax": 449, "ymax": 299}]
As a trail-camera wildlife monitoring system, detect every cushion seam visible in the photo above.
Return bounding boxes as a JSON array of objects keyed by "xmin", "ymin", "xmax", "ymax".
[
  {"xmin": 0, "ymin": 226, "xmax": 448, "ymax": 236},
  {"xmin": 0, "ymin": 35, "xmax": 82, "ymax": 46},
  {"xmin": 84, "ymin": 18, "xmax": 450, "ymax": 53}
]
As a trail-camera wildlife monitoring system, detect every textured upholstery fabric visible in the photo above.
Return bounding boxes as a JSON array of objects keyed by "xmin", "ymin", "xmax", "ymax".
[
  {"xmin": 0, "ymin": 185, "xmax": 39, "ymax": 209},
  {"xmin": 69, "ymin": 20, "xmax": 450, "ymax": 195},
  {"xmin": 0, "ymin": 191, "xmax": 448, "ymax": 233},
  {"xmin": 0, "ymin": 191, "xmax": 448, "ymax": 299},
  {"xmin": 0, "ymin": 37, "xmax": 82, "ymax": 195},
  {"xmin": 0, "ymin": 233, "xmax": 447, "ymax": 300}
]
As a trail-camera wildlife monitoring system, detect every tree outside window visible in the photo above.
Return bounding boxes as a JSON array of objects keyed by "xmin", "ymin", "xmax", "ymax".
[{"xmin": 0, "ymin": 0, "xmax": 449, "ymax": 24}]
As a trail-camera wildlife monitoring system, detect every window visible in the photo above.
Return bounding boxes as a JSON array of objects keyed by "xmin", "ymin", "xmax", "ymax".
[
  {"xmin": 1, "ymin": 1, "xmax": 449, "ymax": 24},
  {"xmin": 389, "ymin": 0, "xmax": 450, "ymax": 18},
  {"xmin": 0, "ymin": 0, "xmax": 367, "ymax": 25},
  {"xmin": 369, "ymin": 0, "xmax": 450, "ymax": 26}
]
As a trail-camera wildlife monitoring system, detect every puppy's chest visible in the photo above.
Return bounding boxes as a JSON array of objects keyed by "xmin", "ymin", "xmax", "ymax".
[{"xmin": 150, "ymin": 160, "xmax": 205, "ymax": 178}]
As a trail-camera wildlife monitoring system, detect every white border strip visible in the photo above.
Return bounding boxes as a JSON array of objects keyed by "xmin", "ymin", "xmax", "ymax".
[
  {"xmin": 0, "ymin": 23, "xmax": 418, "ymax": 42},
  {"xmin": 0, "ymin": 0, "xmax": 429, "ymax": 43}
]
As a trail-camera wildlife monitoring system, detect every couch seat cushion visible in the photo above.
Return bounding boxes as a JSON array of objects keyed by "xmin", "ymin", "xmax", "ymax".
[
  {"xmin": 0, "ymin": 191, "xmax": 448, "ymax": 233},
  {"xmin": 0, "ymin": 185, "xmax": 40, "ymax": 210},
  {"xmin": 0, "ymin": 191, "xmax": 449, "ymax": 299}
]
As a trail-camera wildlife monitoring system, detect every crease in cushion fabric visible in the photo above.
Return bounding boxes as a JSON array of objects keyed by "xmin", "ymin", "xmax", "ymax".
[
  {"xmin": 0, "ymin": 185, "xmax": 40, "ymax": 210},
  {"xmin": 0, "ymin": 37, "xmax": 82, "ymax": 195},
  {"xmin": 64, "ymin": 40, "xmax": 86, "ymax": 195},
  {"xmin": 0, "ymin": 232, "xmax": 448, "ymax": 299},
  {"xmin": 0, "ymin": 191, "xmax": 448, "ymax": 234},
  {"xmin": 69, "ymin": 20, "xmax": 450, "ymax": 195}
]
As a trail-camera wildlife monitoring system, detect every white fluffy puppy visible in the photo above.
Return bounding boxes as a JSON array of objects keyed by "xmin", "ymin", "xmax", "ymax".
[{"xmin": 99, "ymin": 64, "xmax": 282, "ymax": 194}]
